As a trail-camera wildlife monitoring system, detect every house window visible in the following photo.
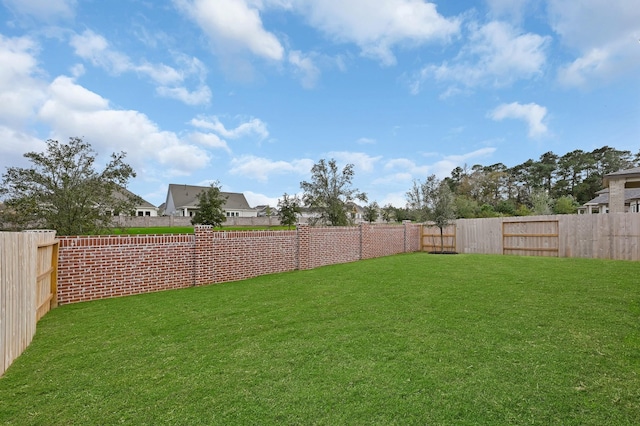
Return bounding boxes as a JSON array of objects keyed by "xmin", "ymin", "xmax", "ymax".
[
  {"xmin": 137, "ymin": 211, "xmax": 144, "ymax": 216},
  {"xmin": 145, "ymin": 211, "xmax": 151, "ymax": 216}
]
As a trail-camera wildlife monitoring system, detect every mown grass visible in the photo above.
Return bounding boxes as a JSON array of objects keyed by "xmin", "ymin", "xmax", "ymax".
[{"xmin": 1, "ymin": 254, "xmax": 639, "ymax": 425}]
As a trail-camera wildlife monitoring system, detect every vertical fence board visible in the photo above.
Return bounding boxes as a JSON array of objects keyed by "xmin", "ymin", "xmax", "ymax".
[{"xmin": 1, "ymin": 231, "xmax": 57, "ymax": 377}]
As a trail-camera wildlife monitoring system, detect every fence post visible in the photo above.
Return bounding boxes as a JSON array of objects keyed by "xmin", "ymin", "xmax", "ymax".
[{"xmin": 297, "ymin": 224, "xmax": 310, "ymax": 270}]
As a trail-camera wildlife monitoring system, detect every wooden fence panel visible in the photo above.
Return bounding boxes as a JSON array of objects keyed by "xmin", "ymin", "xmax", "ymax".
[
  {"xmin": 452, "ymin": 213, "xmax": 640, "ymax": 260},
  {"xmin": 1, "ymin": 231, "xmax": 57, "ymax": 377},
  {"xmin": 421, "ymin": 224, "xmax": 456, "ymax": 252},
  {"xmin": 502, "ymin": 219, "xmax": 559, "ymax": 257},
  {"xmin": 455, "ymin": 218, "xmax": 503, "ymax": 254}
]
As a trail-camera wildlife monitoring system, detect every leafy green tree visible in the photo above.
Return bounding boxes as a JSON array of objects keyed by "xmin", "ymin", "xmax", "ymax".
[
  {"xmin": 430, "ymin": 181, "xmax": 457, "ymax": 253},
  {"xmin": 277, "ymin": 193, "xmax": 301, "ymax": 229},
  {"xmin": 0, "ymin": 137, "xmax": 137, "ymax": 235},
  {"xmin": 191, "ymin": 182, "xmax": 227, "ymax": 227},
  {"xmin": 553, "ymin": 195, "xmax": 579, "ymax": 214},
  {"xmin": 406, "ymin": 175, "xmax": 438, "ymax": 222},
  {"xmin": 363, "ymin": 201, "xmax": 380, "ymax": 223},
  {"xmin": 381, "ymin": 204, "xmax": 396, "ymax": 223},
  {"xmin": 300, "ymin": 159, "xmax": 367, "ymax": 226},
  {"xmin": 530, "ymin": 189, "xmax": 553, "ymax": 215},
  {"xmin": 453, "ymin": 195, "xmax": 479, "ymax": 218}
]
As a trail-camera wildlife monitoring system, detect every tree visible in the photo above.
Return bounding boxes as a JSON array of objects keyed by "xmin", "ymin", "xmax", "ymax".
[
  {"xmin": 407, "ymin": 175, "xmax": 456, "ymax": 252},
  {"xmin": 363, "ymin": 201, "xmax": 380, "ymax": 223},
  {"xmin": 405, "ymin": 175, "xmax": 438, "ymax": 222},
  {"xmin": 381, "ymin": 203, "xmax": 396, "ymax": 223},
  {"xmin": 191, "ymin": 182, "xmax": 227, "ymax": 227},
  {"xmin": 553, "ymin": 195, "xmax": 579, "ymax": 214},
  {"xmin": 277, "ymin": 193, "xmax": 301, "ymax": 229},
  {"xmin": 0, "ymin": 137, "xmax": 137, "ymax": 235},
  {"xmin": 530, "ymin": 189, "xmax": 553, "ymax": 215},
  {"xmin": 430, "ymin": 181, "xmax": 457, "ymax": 253},
  {"xmin": 300, "ymin": 159, "xmax": 367, "ymax": 226}
]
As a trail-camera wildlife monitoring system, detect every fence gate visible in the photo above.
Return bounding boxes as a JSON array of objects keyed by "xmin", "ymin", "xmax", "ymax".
[
  {"xmin": 502, "ymin": 220, "xmax": 559, "ymax": 257},
  {"xmin": 35, "ymin": 237, "xmax": 59, "ymax": 321},
  {"xmin": 420, "ymin": 224, "xmax": 456, "ymax": 253}
]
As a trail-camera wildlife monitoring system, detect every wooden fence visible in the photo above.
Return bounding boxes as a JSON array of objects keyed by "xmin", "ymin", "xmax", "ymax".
[
  {"xmin": 424, "ymin": 213, "xmax": 640, "ymax": 260},
  {"xmin": 1, "ymin": 231, "xmax": 58, "ymax": 376},
  {"xmin": 420, "ymin": 224, "xmax": 456, "ymax": 253}
]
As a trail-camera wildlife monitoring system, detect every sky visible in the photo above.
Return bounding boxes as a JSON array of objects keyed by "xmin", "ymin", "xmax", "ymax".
[{"xmin": 1, "ymin": 0, "xmax": 639, "ymax": 209}]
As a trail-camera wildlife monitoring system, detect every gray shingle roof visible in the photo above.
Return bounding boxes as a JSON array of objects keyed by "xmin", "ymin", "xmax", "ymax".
[
  {"xmin": 604, "ymin": 167, "xmax": 640, "ymax": 177},
  {"xmin": 583, "ymin": 188, "xmax": 640, "ymax": 205},
  {"xmin": 166, "ymin": 184, "xmax": 251, "ymax": 210}
]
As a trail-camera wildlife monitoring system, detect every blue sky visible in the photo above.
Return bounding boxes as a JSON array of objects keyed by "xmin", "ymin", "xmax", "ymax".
[{"xmin": 1, "ymin": 0, "xmax": 639, "ymax": 208}]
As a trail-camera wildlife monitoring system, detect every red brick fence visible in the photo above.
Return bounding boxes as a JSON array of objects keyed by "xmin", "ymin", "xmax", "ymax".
[{"xmin": 57, "ymin": 224, "xmax": 421, "ymax": 304}]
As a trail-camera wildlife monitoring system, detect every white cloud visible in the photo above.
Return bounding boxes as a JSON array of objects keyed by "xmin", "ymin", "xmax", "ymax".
[
  {"xmin": 156, "ymin": 85, "xmax": 212, "ymax": 106},
  {"xmin": 242, "ymin": 191, "xmax": 280, "ymax": 208},
  {"xmin": 489, "ymin": 102, "xmax": 548, "ymax": 138},
  {"xmin": 356, "ymin": 137, "xmax": 376, "ymax": 145},
  {"xmin": 297, "ymin": 0, "xmax": 460, "ymax": 65},
  {"xmin": 412, "ymin": 21, "xmax": 549, "ymax": 94},
  {"xmin": 188, "ymin": 131, "xmax": 230, "ymax": 153},
  {"xmin": 326, "ymin": 151, "xmax": 382, "ymax": 173},
  {"xmin": 190, "ymin": 115, "xmax": 268, "ymax": 140},
  {"xmin": 0, "ymin": 126, "xmax": 46, "ymax": 165},
  {"xmin": 229, "ymin": 155, "xmax": 313, "ymax": 182},
  {"xmin": 485, "ymin": 0, "xmax": 531, "ymax": 22},
  {"xmin": 548, "ymin": 0, "xmax": 640, "ymax": 87},
  {"xmin": 288, "ymin": 50, "xmax": 321, "ymax": 89},
  {"xmin": 174, "ymin": 0, "xmax": 284, "ymax": 61},
  {"xmin": 0, "ymin": 35, "xmax": 46, "ymax": 127},
  {"xmin": 383, "ymin": 158, "xmax": 430, "ymax": 176},
  {"xmin": 70, "ymin": 30, "xmax": 211, "ymax": 105},
  {"xmin": 38, "ymin": 76, "xmax": 211, "ymax": 176},
  {"xmin": 443, "ymin": 147, "xmax": 497, "ymax": 163},
  {"xmin": 2, "ymin": 0, "xmax": 76, "ymax": 20}
]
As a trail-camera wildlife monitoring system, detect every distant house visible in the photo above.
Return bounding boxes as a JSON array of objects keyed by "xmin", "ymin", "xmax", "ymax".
[
  {"xmin": 579, "ymin": 188, "xmax": 640, "ymax": 214},
  {"xmin": 107, "ymin": 187, "xmax": 159, "ymax": 217},
  {"xmin": 579, "ymin": 167, "xmax": 640, "ymax": 214},
  {"xmin": 163, "ymin": 184, "xmax": 257, "ymax": 218},
  {"xmin": 255, "ymin": 205, "xmax": 277, "ymax": 217}
]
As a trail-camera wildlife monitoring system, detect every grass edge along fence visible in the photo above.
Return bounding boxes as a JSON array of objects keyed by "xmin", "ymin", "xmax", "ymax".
[{"xmin": 1, "ymin": 231, "xmax": 58, "ymax": 376}]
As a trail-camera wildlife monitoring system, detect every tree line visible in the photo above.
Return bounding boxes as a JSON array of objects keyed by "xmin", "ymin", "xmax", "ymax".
[
  {"xmin": 396, "ymin": 146, "xmax": 640, "ymax": 221},
  {"xmin": 2, "ymin": 138, "xmax": 638, "ymax": 235}
]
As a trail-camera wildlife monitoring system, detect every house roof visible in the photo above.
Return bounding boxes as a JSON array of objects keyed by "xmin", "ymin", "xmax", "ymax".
[
  {"xmin": 114, "ymin": 186, "xmax": 158, "ymax": 209},
  {"xmin": 166, "ymin": 184, "xmax": 252, "ymax": 210},
  {"xmin": 583, "ymin": 188, "xmax": 640, "ymax": 206},
  {"xmin": 603, "ymin": 167, "xmax": 640, "ymax": 185}
]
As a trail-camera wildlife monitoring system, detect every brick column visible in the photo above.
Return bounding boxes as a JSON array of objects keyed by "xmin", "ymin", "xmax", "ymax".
[
  {"xmin": 194, "ymin": 225, "xmax": 214, "ymax": 285},
  {"xmin": 297, "ymin": 224, "xmax": 310, "ymax": 270},
  {"xmin": 608, "ymin": 179, "xmax": 625, "ymax": 213}
]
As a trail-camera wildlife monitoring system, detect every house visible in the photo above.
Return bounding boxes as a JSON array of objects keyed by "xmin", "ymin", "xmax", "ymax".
[
  {"xmin": 106, "ymin": 187, "xmax": 159, "ymax": 217},
  {"xmin": 579, "ymin": 188, "xmax": 640, "ymax": 214},
  {"xmin": 163, "ymin": 184, "xmax": 258, "ymax": 218},
  {"xmin": 579, "ymin": 167, "xmax": 640, "ymax": 214}
]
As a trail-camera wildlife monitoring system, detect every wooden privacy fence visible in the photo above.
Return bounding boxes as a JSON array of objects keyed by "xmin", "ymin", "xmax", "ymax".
[
  {"xmin": 420, "ymin": 224, "xmax": 456, "ymax": 253},
  {"xmin": 502, "ymin": 219, "xmax": 559, "ymax": 257},
  {"xmin": 1, "ymin": 230, "xmax": 58, "ymax": 376},
  {"xmin": 449, "ymin": 213, "xmax": 640, "ymax": 260}
]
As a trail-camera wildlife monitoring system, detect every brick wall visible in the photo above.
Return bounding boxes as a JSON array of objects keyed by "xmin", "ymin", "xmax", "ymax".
[
  {"xmin": 57, "ymin": 234, "xmax": 195, "ymax": 304},
  {"xmin": 57, "ymin": 223, "xmax": 420, "ymax": 304},
  {"xmin": 194, "ymin": 226, "xmax": 299, "ymax": 285}
]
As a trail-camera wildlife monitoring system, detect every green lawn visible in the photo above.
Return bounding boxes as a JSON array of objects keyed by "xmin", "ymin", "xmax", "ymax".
[{"xmin": 1, "ymin": 254, "xmax": 639, "ymax": 425}]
